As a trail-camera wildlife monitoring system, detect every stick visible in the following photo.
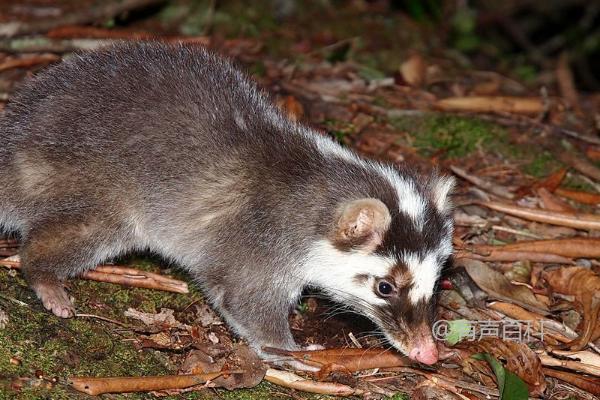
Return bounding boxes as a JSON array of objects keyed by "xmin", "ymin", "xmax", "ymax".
[
  {"xmin": 468, "ymin": 238, "xmax": 600, "ymax": 258},
  {"xmin": 476, "ymin": 200, "xmax": 600, "ymax": 230},
  {"xmin": 0, "ymin": 0, "xmax": 165, "ymax": 37},
  {"xmin": 540, "ymin": 354, "xmax": 600, "ymax": 377},
  {"xmin": 69, "ymin": 370, "xmax": 241, "ymax": 395},
  {"xmin": 264, "ymin": 369, "xmax": 363, "ymax": 397},
  {"xmin": 0, "ymin": 255, "xmax": 188, "ymax": 294},
  {"xmin": 455, "ymin": 250, "xmax": 573, "ymax": 264},
  {"xmin": 435, "ymin": 96, "xmax": 546, "ymax": 115},
  {"xmin": 450, "ymin": 166, "xmax": 514, "ymax": 199}
]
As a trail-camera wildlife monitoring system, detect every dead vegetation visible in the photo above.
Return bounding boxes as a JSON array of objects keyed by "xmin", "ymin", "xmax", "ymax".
[{"xmin": 0, "ymin": 0, "xmax": 599, "ymax": 399}]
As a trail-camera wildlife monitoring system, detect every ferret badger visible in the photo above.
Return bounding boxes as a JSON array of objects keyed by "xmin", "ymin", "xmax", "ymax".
[{"xmin": 0, "ymin": 43, "xmax": 454, "ymax": 365}]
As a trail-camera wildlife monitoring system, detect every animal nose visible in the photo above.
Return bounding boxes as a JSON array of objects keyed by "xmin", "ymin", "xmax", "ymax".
[{"xmin": 408, "ymin": 340, "xmax": 438, "ymax": 365}]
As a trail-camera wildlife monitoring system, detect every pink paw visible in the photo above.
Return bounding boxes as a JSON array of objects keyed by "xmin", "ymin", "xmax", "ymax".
[{"xmin": 33, "ymin": 283, "xmax": 75, "ymax": 318}]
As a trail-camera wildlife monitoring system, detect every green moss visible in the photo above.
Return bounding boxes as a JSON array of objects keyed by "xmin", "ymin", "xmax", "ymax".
[
  {"xmin": 391, "ymin": 114, "xmax": 504, "ymax": 158},
  {"xmin": 522, "ymin": 151, "xmax": 559, "ymax": 178}
]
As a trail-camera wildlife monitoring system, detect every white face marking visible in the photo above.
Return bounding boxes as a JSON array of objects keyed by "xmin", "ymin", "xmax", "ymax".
[
  {"xmin": 404, "ymin": 238, "xmax": 452, "ymax": 304},
  {"xmin": 375, "ymin": 165, "xmax": 426, "ymax": 231},
  {"xmin": 304, "ymin": 240, "xmax": 394, "ymax": 306},
  {"xmin": 306, "ymin": 129, "xmax": 428, "ymax": 233},
  {"xmin": 404, "ymin": 252, "xmax": 439, "ymax": 304}
]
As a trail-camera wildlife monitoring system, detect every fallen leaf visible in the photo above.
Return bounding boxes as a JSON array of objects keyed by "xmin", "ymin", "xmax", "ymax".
[
  {"xmin": 457, "ymin": 258, "xmax": 549, "ymax": 315},
  {"xmin": 543, "ymin": 267, "xmax": 600, "ymax": 350},
  {"xmin": 124, "ymin": 308, "xmax": 190, "ymax": 330},
  {"xmin": 399, "ymin": 53, "xmax": 426, "ymax": 87}
]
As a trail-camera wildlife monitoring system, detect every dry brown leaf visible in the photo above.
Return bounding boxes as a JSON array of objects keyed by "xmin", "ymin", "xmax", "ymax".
[
  {"xmin": 276, "ymin": 95, "xmax": 304, "ymax": 121},
  {"xmin": 543, "ymin": 267, "xmax": 600, "ymax": 350},
  {"xmin": 180, "ymin": 344, "xmax": 266, "ymax": 390},
  {"xmin": 457, "ymin": 259, "xmax": 549, "ymax": 315},
  {"xmin": 555, "ymin": 188, "xmax": 600, "ymax": 205},
  {"xmin": 124, "ymin": 308, "xmax": 189, "ymax": 330},
  {"xmin": 399, "ymin": 53, "xmax": 426, "ymax": 87},
  {"xmin": 536, "ymin": 187, "xmax": 576, "ymax": 213}
]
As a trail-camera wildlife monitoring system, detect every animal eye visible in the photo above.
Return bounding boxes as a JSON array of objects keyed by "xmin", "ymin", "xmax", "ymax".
[{"xmin": 376, "ymin": 280, "xmax": 394, "ymax": 297}]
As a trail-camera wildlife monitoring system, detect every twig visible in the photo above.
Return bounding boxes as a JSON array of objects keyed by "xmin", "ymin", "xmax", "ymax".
[
  {"xmin": 450, "ymin": 165, "xmax": 514, "ymax": 199},
  {"xmin": 69, "ymin": 370, "xmax": 241, "ymax": 395},
  {"xmin": 491, "ymin": 225, "xmax": 543, "ymax": 239},
  {"xmin": 435, "ymin": 96, "xmax": 547, "ymax": 115},
  {"xmin": 467, "ymin": 238, "xmax": 600, "ymax": 258},
  {"xmin": 540, "ymin": 354, "xmax": 600, "ymax": 377},
  {"xmin": 455, "ymin": 249, "xmax": 573, "ymax": 264},
  {"xmin": 264, "ymin": 369, "xmax": 363, "ymax": 397},
  {"xmin": 476, "ymin": 200, "xmax": 600, "ymax": 230},
  {"xmin": 556, "ymin": 52, "xmax": 582, "ymax": 114},
  {"xmin": 0, "ymin": 0, "xmax": 165, "ymax": 37},
  {"xmin": 75, "ymin": 313, "xmax": 129, "ymax": 327},
  {"xmin": 0, "ymin": 255, "xmax": 188, "ymax": 294}
]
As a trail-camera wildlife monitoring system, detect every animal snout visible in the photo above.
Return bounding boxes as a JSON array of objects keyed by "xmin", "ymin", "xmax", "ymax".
[{"xmin": 408, "ymin": 339, "xmax": 438, "ymax": 365}]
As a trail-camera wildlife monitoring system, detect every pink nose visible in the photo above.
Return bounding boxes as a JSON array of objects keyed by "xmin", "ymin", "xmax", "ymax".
[{"xmin": 408, "ymin": 341, "xmax": 439, "ymax": 365}]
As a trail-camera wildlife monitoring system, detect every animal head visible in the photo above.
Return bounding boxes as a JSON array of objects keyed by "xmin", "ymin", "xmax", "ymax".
[{"xmin": 307, "ymin": 173, "xmax": 454, "ymax": 365}]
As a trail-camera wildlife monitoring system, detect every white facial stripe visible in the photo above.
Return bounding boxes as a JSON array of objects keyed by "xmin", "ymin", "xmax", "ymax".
[
  {"xmin": 304, "ymin": 240, "xmax": 394, "ymax": 306},
  {"xmin": 405, "ymin": 252, "xmax": 441, "ymax": 304},
  {"xmin": 376, "ymin": 165, "xmax": 426, "ymax": 231},
  {"xmin": 306, "ymin": 129, "xmax": 428, "ymax": 232}
]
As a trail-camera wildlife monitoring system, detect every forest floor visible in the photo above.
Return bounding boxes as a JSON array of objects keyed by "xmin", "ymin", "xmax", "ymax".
[{"xmin": 0, "ymin": 1, "xmax": 599, "ymax": 399}]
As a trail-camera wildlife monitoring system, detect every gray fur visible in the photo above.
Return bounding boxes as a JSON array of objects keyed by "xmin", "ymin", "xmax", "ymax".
[{"xmin": 0, "ymin": 42, "xmax": 453, "ymax": 358}]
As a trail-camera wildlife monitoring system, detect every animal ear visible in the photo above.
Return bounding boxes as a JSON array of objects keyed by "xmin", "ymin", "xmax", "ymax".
[
  {"xmin": 331, "ymin": 198, "xmax": 391, "ymax": 251},
  {"xmin": 430, "ymin": 175, "xmax": 455, "ymax": 213}
]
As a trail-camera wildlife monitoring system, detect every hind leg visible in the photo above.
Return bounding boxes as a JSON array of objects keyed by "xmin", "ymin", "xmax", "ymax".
[{"xmin": 20, "ymin": 214, "xmax": 131, "ymax": 318}]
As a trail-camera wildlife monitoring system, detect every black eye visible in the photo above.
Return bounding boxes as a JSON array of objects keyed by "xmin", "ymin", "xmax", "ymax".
[{"xmin": 376, "ymin": 280, "xmax": 394, "ymax": 297}]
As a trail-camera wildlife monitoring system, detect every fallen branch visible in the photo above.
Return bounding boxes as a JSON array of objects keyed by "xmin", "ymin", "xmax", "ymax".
[
  {"xmin": 450, "ymin": 165, "xmax": 514, "ymax": 199},
  {"xmin": 467, "ymin": 238, "xmax": 600, "ymax": 259},
  {"xmin": 455, "ymin": 249, "xmax": 573, "ymax": 264},
  {"xmin": 543, "ymin": 368, "xmax": 600, "ymax": 396},
  {"xmin": 70, "ymin": 370, "xmax": 239, "ymax": 395},
  {"xmin": 540, "ymin": 354, "xmax": 600, "ymax": 377},
  {"xmin": 556, "ymin": 52, "xmax": 582, "ymax": 115},
  {"xmin": 264, "ymin": 368, "xmax": 363, "ymax": 397},
  {"xmin": 435, "ymin": 96, "xmax": 546, "ymax": 115},
  {"xmin": 264, "ymin": 347, "xmax": 411, "ymax": 376},
  {"xmin": 0, "ymin": 255, "xmax": 188, "ymax": 294},
  {"xmin": 0, "ymin": 0, "xmax": 165, "ymax": 37},
  {"xmin": 476, "ymin": 201, "xmax": 600, "ymax": 230}
]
